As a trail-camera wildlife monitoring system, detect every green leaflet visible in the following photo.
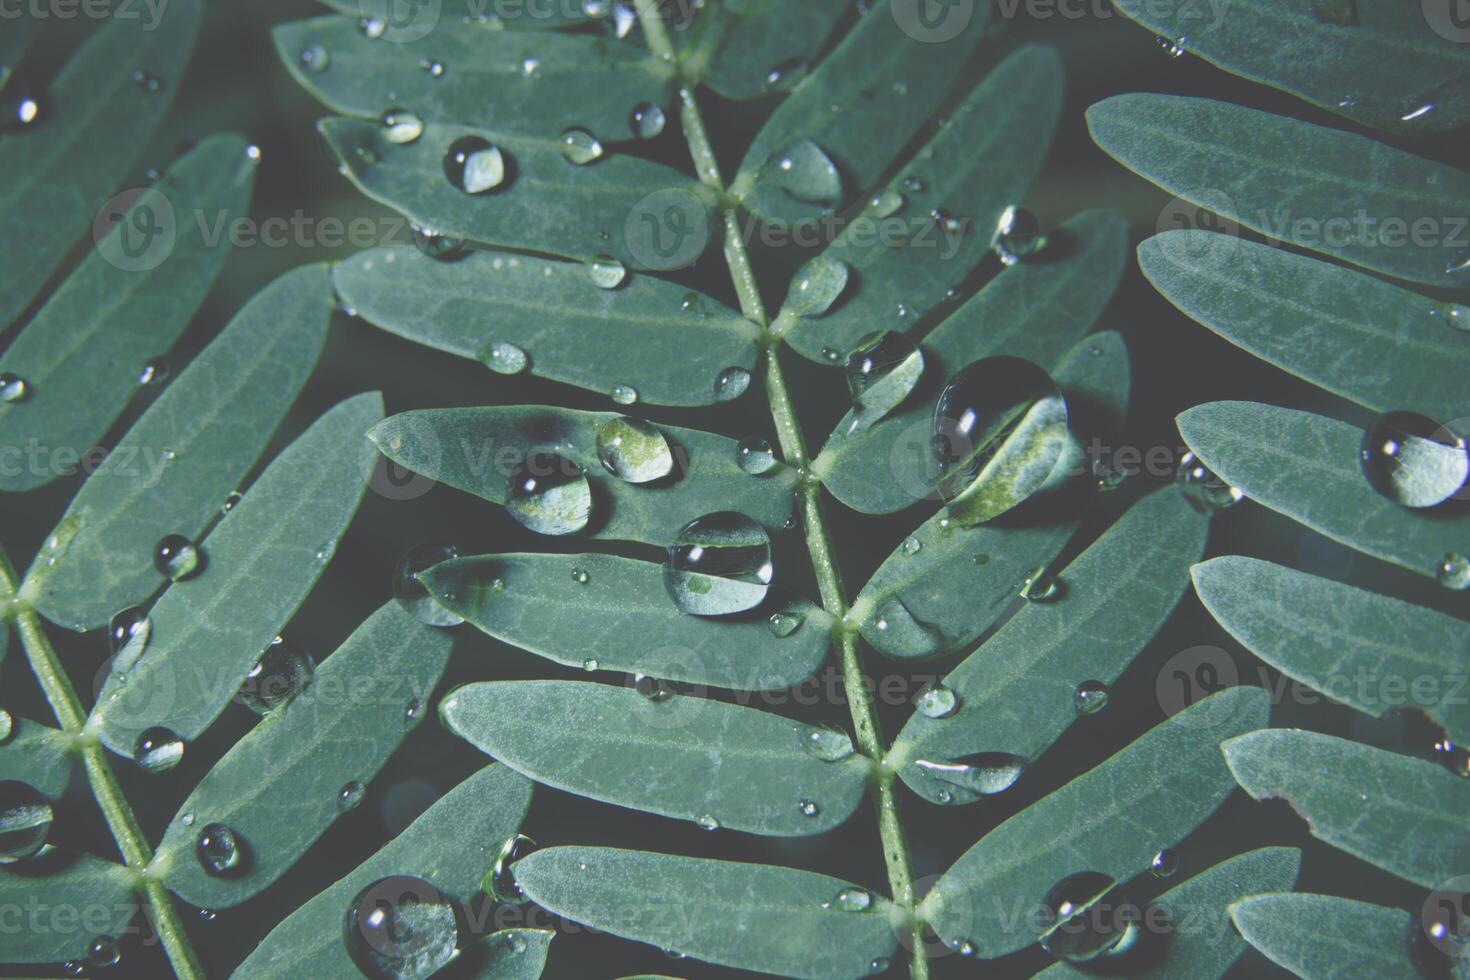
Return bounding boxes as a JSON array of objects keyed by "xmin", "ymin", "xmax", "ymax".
[
  {"xmin": 1087, "ymin": 95, "xmax": 1470, "ymax": 288},
  {"xmin": 1224, "ymin": 729, "xmax": 1470, "ymax": 889},
  {"xmin": 779, "ymin": 44, "xmax": 1064, "ymax": 363},
  {"xmin": 1110, "ymin": 0, "xmax": 1470, "ymax": 133},
  {"xmin": 422, "ymin": 553, "xmax": 833, "ymax": 691},
  {"xmin": 232, "ymin": 764, "xmax": 533, "ymax": 979},
  {"xmin": 318, "ymin": 116, "xmax": 716, "ymax": 269},
  {"xmin": 442, "ymin": 680, "xmax": 871, "ymax": 836},
  {"xmin": 333, "ymin": 247, "xmax": 759, "ymax": 407},
  {"xmin": 368, "ymin": 407, "xmax": 798, "ymax": 544},
  {"xmin": 0, "ymin": 0, "xmax": 200, "ymax": 331},
  {"xmin": 0, "ymin": 718, "xmax": 73, "ymax": 800},
  {"xmin": 514, "ymin": 846, "xmax": 899, "ymax": 979},
  {"xmin": 693, "ymin": 0, "xmax": 849, "ymax": 100},
  {"xmin": 466, "ymin": 929, "xmax": 555, "ymax": 980},
  {"xmin": 318, "ymin": 0, "xmax": 594, "ymax": 30},
  {"xmin": 24, "ymin": 265, "xmax": 333, "ymax": 630},
  {"xmin": 87, "ymin": 393, "xmax": 382, "ymax": 758},
  {"xmin": 733, "ymin": 0, "xmax": 990, "ymax": 225},
  {"xmin": 1194, "ymin": 557, "xmax": 1470, "ymax": 746},
  {"xmin": 151, "ymin": 603, "xmax": 450, "ymax": 909},
  {"xmin": 812, "ymin": 209, "xmax": 1128, "ymax": 514},
  {"xmin": 1034, "ymin": 847, "xmax": 1303, "ymax": 980},
  {"xmin": 847, "ymin": 331, "xmax": 1132, "ymax": 660},
  {"xmin": 1138, "ymin": 233, "xmax": 1470, "ymax": 422},
  {"xmin": 274, "ymin": 15, "xmax": 673, "ymax": 140},
  {"xmin": 919, "ymin": 687, "xmax": 1270, "ymax": 955},
  {"xmin": 887, "ymin": 488, "xmax": 1209, "ymax": 802},
  {"xmin": 1177, "ymin": 401, "xmax": 1470, "ymax": 584},
  {"xmin": 0, "ymin": 135, "xmax": 256, "ymax": 493},
  {"xmin": 0, "ymin": 850, "xmax": 137, "ymax": 965},
  {"xmin": 1230, "ymin": 894, "xmax": 1420, "ymax": 980}
]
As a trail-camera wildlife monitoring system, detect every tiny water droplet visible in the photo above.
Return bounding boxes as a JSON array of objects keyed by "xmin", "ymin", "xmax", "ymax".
[
  {"xmin": 570, "ymin": 567, "xmax": 590, "ymax": 585},
  {"xmin": 785, "ymin": 255, "xmax": 849, "ymax": 317},
  {"xmin": 345, "ymin": 876, "xmax": 459, "ymax": 978},
  {"xmin": 299, "ymin": 43, "xmax": 330, "ymax": 74},
  {"xmin": 180, "ymin": 813, "xmax": 195, "ymax": 827},
  {"xmin": 915, "ymin": 754, "xmax": 1025, "ymax": 802},
  {"xmin": 713, "ymin": 366, "xmax": 751, "ymax": 402},
  {"xmin": 610, "ymin": 0, "xmax": 637, "ymax": 37},
  {"xmin": 798, "ymin": 799, "xmax": 820, "ymax": 817},
  {"xmin": 916, "ymin": 683, "xmax": 958, "ymax": 719},
  {"xmin": 680, "ymin": 292, "xmax": 702, "ymax": 313},
  {"xmin": 764, "ymin": 58, "xmax": 808, "ymax": 92},
  {"xmin": 1041, "ymin": 871, "xmax": 1136, "ymax": 962},
  {"xmin": 133, "ymin": 727, "xmax": 184, "ymax": 774},
  {"xmin": 137, "ymin": 357, "xmax": 171, "ymax": 387},
  {"xmin": 196, "ymin": 823, "xmax": 244, "ymax": 876},
  {"xmin": 520, "ymin": 56, "xmax": 541, "ymax": 77},
  {"xmin": 411, "ymin": 225, "xmax": 467, "ymax": 261},
  {"xmin": 1359, "ymin": 411, "xmax": 1468, "ymax": 509},
  {"xmin": 609, "ymin": 384, "xmax": 639, "ymax": 406},
  {"xmin": 131, "ymin": 69, "xmax": 163, "ymax": 92},
  {"xmin": 404, "ymin": 698, "xmax": 423, "ymax": 722},
  {"xmin": 581, "ymin": 658, "xmax": 599, "ymax": 671},
  {"xmin": 489, "ymin": 834, "xmax": 537, "ymax": 903},
  {"xmin": 820, "ymin": 346, "xmax": 842, "ymax": 363},
  {"xmin": 86, "ymin": 935, "xmax": 120, "ymax": 968},
  {"xmin": 737, "ymin": 437, "xmax": 778, "ymax": 476},
  {"xmin": 506, "ymin": 453, "xmax": 593, "ymax": 535},
  {"xmin": 359, "ymin": 16, "xmax": 386, "ymax": 38},
  {"xmin": 901, "ymin": 536, "xmax": 922, "ymax": 557},
  {"xmin": 588, "ymin": 254, "xmax": 628, "ymax": 289},
  {"xmin": 696, "ymin": 814, "xmax": 720, "ymax": 831},
  {"xmin": 630, "ymin": 101, "xmax": 667, "ymax": 139},
  {"xmin": 1020, "ymin": 567, "xmax": 1058, "ymax": 601},
  {"xmin": 665, "ymin": 512, "xmax": 773, "ymax": 616},
  {"xmin": 0, "ymin": 373, "xmax": 31, "ymax": 403},
  {"xmin": 1434, "ymin": 303, "xmax": 1470, "ymax": 332},
  {"xmin": 393, "ymin": 543, "xmax": 465, "ymax": 627},
  {"xmin": 1074, "ymin": 680, "xmax": 1109, "ymax": 716},
  {"xmin": 153, "ymin": 535, "xmax": 201, "ymax": 581},
  {"xmin": 764, "ymin": 139, "xmax": 842, "ymax": 211},
  {"xmin": 768, "ymin": 608, "xmax": 803, "ymax": 637},
  {"xmin": 236, "ymin": 637, "xmax": 314, "ymax": 714},
  {"xmin": 443, "ymin": 136, "xmax": 506, "ymax": 194},
  {"xmin": 481, "ymin": 340, "xmax": 529, "ymax": 375},
  {"xmin": 869, "ymin": 956, "xmax": 891, "ymax": 974},
  {"xmin": 559, "ymin": 126, "xmax": 604, "ymax": 165},
  {"xmin": 596, "ymin": 415, "xmax": 673, "ymax": 484},
  {"xmin": 1437, "ymin": 553, "xmax": 1470, "ymax": 590},
  {"xmin": 1176, "ymin": 452, "xmax": 1243, "ymax": 511},
  {"xmin": 421, "ymin": 58, "xmax": 446, "ymax": 77},
  {"xmin": 338, "ymin": 781, "xmax": 365, "ymax": 813},
  {"xmin": 198, "ymin": 908, "xmax": 215, "ymax": 922},
  {"xmin": 805, "ymin": 726, "xmax": 855, "ymax": 762},
  {"xmin": 868, "ymin": 188, "xmax": 905, "ymax": 218},
  {"xmin": 825, "ymin": 887, "xmax": 873, "ymax": 913},
  {"xmin": 992, "ymin": 205, "xmax": 1045, "ymax": 265},
  {"xmin": 1149, "ymin": 847, "xmax": 1179, "ymax": 877},
  {"xmin": 1157, "ymin": 34, "xmax": 1187, "ymax": 58},
  {"xmin": 382, "ymin": 109, "xmax": 424, "ymax": 145},
  {"xmin": 846, "ymin": 330, "xmax": 923, "ymax": 431},
  {"xmin": 634, "ymin": 674, "xmax": 672, "ymax": 701},
  {"xmin": 902, "ymin": 175, "xmax": 926, "ymax": 193},
  {"xmin": 0, "ymin": 780, "xmax": 51, "ymax": 863}
]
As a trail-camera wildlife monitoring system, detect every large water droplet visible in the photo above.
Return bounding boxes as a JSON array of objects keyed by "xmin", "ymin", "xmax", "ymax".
[
  {"xmin": 1176, "ymin": 452, "xmax": 1243, "ymax": 512},
  {"xmin": 488, "ymin": 834, "xmax": 537, "ymax": 904},
  {"xmin": 344, "ymin": 875, "xmax": 459, "ymax": 979},
  {"xmin": 991, "ymin": 205, "xmax": 1045, "ymax": 266},
  {"xmin": 1359, "ymin": 411, "xmax": 1468, "ymax": 509},
  {"xmin": 86, "ymin": 936, "xmax": 120, "ymax": 968},
  {"xmin": 847, "ymin": 331, "xmax": 923, "ymax": 432},
  {"xmin": 133, "ymin": 727, "xmax": 184, "ymax": 774},
  {"xmin": 596, "ymin": 416, "xmax": 673, "ymax": 484},
  {"xmin": 393, "ymin": 543, "xmax": 465, "ymax": 627},
  {"xmin": 1040, "ymin": 872, "xmax": 1138, "ymax": 963},
  {"xmin": 196, "ymin": 823, "xmax": 245, "ymax": 876},
  {"xmin": 610, "ymin": 384, "xmax": 640, "ymax": 406},
  {"xmin": 824, "ymin": 887, "xmax": 874, "ymax": 912},
  {"xmin": 634, "ymin": 674, "xmax": 671, "ymax": 701},
  {"xmin": 236, "ymin": 637, "xmax": 314, "ymax": 714},
  {"xmin": 785, "ymin": 256, "xmax": 849, "ymax": 318},
  {"xmin": 108, "ymin": 606, "xmax": 151, "ymax": 667},
  {"xmin": 664, "ymin": 512, "xmax": 773, "ymax": 616},
  {"xmin": 1438, "ymin": 553, "xmax": 1470, "ymax": 590},
  {"xmin": 916, "ymin": 683, "xmax": 958, "ymax": 719},
  {"xmin": 559, "ymin": 127, "xmax": 604, "ymax": 165},
  {"xmin": 695, "ymin": 814, "xmax": 720, "ymax": 831},
  {"xmin": 153, "ymin": 535, "xmax": 201, "ymax": 581},
  {"xmin": 382, "ymin": 109, "xmax": 425, "ymax": 145},
  {"xmin": 737, "ymin": 437, "xmax": 778, "ymax": 476},
  {"xmin": 915, "ymin": 753, "xmax": 1025, "ymax": 803},
  {"xmin": 762, "ymin": 139, "xmax": 842, "ymax": 212},
  {"xmin": 804, "ymin": 726, "xmax": 855, "ymax": 762},
  {"xmin": 299, "ymin": 43, "xmax": 330, "ymax": 74},
  {"xmin": 481, "ymin": 340, "xmax": 528, "ymax": 375},
  {"xmin": 506, "ymin": 453, "xmax": 593, "ymax": 536},
  {"xmin": 768, "ymin": 608, "xmax": 803, "ymax": 637},
  {"xmin": 410, "ymin": 225, "xmax": 467, "ymax": 262},
  {"xmin": 588, "ymin": 255, "xmax": 627, "ymax": 289},
  {"xmin": 1149, "ymin": 847, "xmax": 1179, "ymax": 878},
  {"xmin": 1074, "ymin": 680, "xmax": 1109, "ymax": 716},
  {"xmin": 1020, "ymin": 566, "xmax": 1058, "ymax": 602},
  {"xmin": 443, "ymin": 136, "xmax": 506, "ymax": 194},
  {"xmin": 629, "ymin": 102, "xmax": 667, "ymax": 139},
  {"xmin": 713, "ymin": 367, "xmax": 751, "ymax": 402},
  {"xmin": 0, "ymin": 781, "xmax": 52, "ymax": 863},
  {"xmin": 0, "ymin": 373, "xmax": 31, "ymax": 403}
]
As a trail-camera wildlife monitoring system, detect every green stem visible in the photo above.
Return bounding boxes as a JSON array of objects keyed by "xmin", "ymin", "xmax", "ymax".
[
  {"xmin": 0, "ymin": 546, "xmax": 206, "ymax": 980},
  {"xmin": 637, "ymin": 4, "xmax": 928, "ymax": 975}
]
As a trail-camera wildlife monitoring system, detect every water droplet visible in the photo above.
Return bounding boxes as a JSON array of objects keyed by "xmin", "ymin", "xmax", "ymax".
[
  {"xmin": 696, "ymin": 814, "xmax": 720, "ymax": 831},
  {"xmin": 785, "ymin": 255, "xmax": 849, "ymax": 318},
  {"xmin": 420, "ymin": 58, "xmax": 446, "ymax": 77},
  {"xmin": 596, "ymin": 416, "xmax": 674, "ymax": 484},
  {"xmin": 610, "ymin": 0, "xmax": 637, "ymax": 36},
  {"xmin": 443, "ymin": 136, "xmax": 506, "ymax": 194},
  {"xmin": 382, "ymin": 109, "xmax": 424, "ymax": 145},
  {"xmin": 1434, "ymin": 303, "xmax": 1470, "ymax": 332},
  {"xmin": 153, "ymin": 535, "xmax": 201, "ymax": 581},
  {"xmin": 1437, "ymin": 553, "xmax": 1470, "ymax": 590},
  {"xmin": 902, "ymin": 175, "xmax": 926, "ymax": 193},
  {"xmin": 488, "ymin": 834, "xmax": 537, "ymax": 903},
  {"xmin": 870, "ymin": 597, "xmax": 942, "ymax": 658},
  {"xmin": 137, "ymin": 357, "xmax": 170, "ymax": 387},
  {"xmin": 410, "ymin": 225, "xmax": 467, "ymax": 261},
  {"xmin": 1074, "ymin": 680, "xmax": 1109, "ymax": 716},
  {"xmin": 299, "ymin": 43, "xmax": 330, "ymax": 74},
  {"xmin": 570, "ymin": 567, "xmax": 590, "ymax": 585},
  {"xmin": 1020, "ymin": 567, "xmax": 1058, "ymax": 601},
  {"xmin": 588, "ymin": 254, "xmax": 628, "ymax": 289},
  {"xmin": 825, "ymin": 887, "xmax": 874, "ymax": 913},
  {"xmin": 236, "ymin": 637, "xmax": 314, "ymax": 714},
  {"xmin": 634, "ymin": 674, "xmax": 671, "ymax": 701},
  {"xmin": 345, "ymin": 876, "xmax": 459, "ymax": 978},
  {"xmin": 916, "ymin": 683, "xmax": 958, "ymax": 719},
  {"xmin": 1176, "ymin": 452, "xmax": 1243, "ymax": 512},
  {"xmin": 393, "ymin": 543, "xmax": 465, "ymax": 627},
  {"xmin": 1434, "ymin": 738, "xmax": 1470, "ymax": 779},
  {"xmin": 868, "ymin": 188, "xmax": 905, "ymax": 218},
  {"xmin": 805, "ymin": 726, "xmax": 855, "ymax": 762},
  {"xmin": 915, "ymin": 754, "xmax": 1025, "ymax": 802},
  {"xmin": 581, "ymin": 658, "xmax": 599, "ymax": 672},
  {"xmin": 87, "ymin": 935, "xmax": 120, "ymax": 968},
  {"xmin": 195, "ymin": 823, "xmax": 244, "ymax": 876},
  {"xmin": 559, "ymin": 127, "xmax": 604, "ymax": 165},
  {"xmin": 506, "ymin": 454, "xmax": 592, "ymax": 536},
  {"xmin": 1041, "ymin": 871, "xmax": 1138, "ymax": 962},
  {"xmin": 737, "ymin": 437, "xmax": 778, "ymax": 476},
  {"xmin": 665, "ymin": 512, "xmax": 773, "ymax": 616},
  {"xmin": 0, "ymin": 373, "xmax": 30, "ymax": 403},
  {"xmin": 358, "ymin": 15, "xmax": 387, "ymax": 38},
  {"xmin": 680, "ymin": 292, "xmax": 702, "ymax": 313},
  {"xmin": 869, "ymin": 956, "xmax": 891, "ymax": 974},
  {"xmin": 107, "ymin": 606, "xmax": 151, "ymax": 666},
  {"xmin": 820, "ymin": 346, "xmax": 842, "ymax": 363},
  {"xmin": 713, "ymin": 366, "xmax": 751, "ymax": 402},
  {"xmin": 133, "ymin": 727, "xmax": 184, "ymax": 774},
  {"xmin": 481, "ymin": 340, "xmax": 528, "ymax": 375},
  {"xmin": 846, "ymin": 330, "xmax": 923, "ymax": 431},
  {"xmin": 198, "ymin": 908, "xmax": 215, "ymax": 922},
  {"xmin": 629, "ymin": 101, "xmax": 667, "ymax": 139},
  {"xmin": 764, "ymin": 58, "xmax": 809, "ymax": 92},
  {"xmin": 0, "ymin": 781, "xmax": 52, "ymax": 863},
  {"xmin": 1360, "ymin": 411, "xmax": 1468, "ymax": 509},
  {"xmin": 798, "ymin": 799, "xmax": 820, "ymax": 817},
  {"xmin": 992, "ymin": 205, "xmax": 1045, "ymax": 265},
  {"xmin": 0, "ymin": 711, "xmax": 11, "ymax": 745},
  {"xmin": 405, "ymin": 698, "xmax": 423, "ymax": 723},
  {"xmin": 768, "ymin": 609, "xmax": 803, "ymax": 637},
  {"xmin": 332, "ymin": 780, "xmax": 365, "ymax": 814},
  {"xmin": 1310, "ymin": 0, "xmax": 1357, "ymax": 25},
  {"xmin": 1157, "ymin": 35, "xmax": 1187, "ymax": 58},
  {"xmin": 763, "ymin": 139, "xmax": 842, "ymax": 212},
  {"xmin": 1149, "ymin": 848, "xmax": 1179, "ymax": 878},
  {"xmin": 520, "ymin": 56, "xmax": 541, "ymax": 78}
]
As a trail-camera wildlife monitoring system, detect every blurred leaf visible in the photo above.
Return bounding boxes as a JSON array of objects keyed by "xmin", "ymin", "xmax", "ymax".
[
  {"xmin": 442, "ymin": 680, "xmax": 871, "ymax": 836},
  {"xmin": 318, "ymin": 0, "xmax": 595, "ymax": 29},
  {"xmin": 467, "ymin": 929, "xmax": 555, "ymax": 980},
  {"xmin": 0, "ymin": 850, "xmax": 137, "ymax": 965},
  {"xmin": 1224, "ymin": 729, "xmax": 1470, "ymax": 888},
  {"xmin": 1194, "ymin": 556, "xmax": 1470, "ymax": 746},
  {"xmin": 1109, "ymin": 0, "xmax": 1470, "ymax": 132},
  {"xmin": 368, "ymin": 407, "xmax": 798, "ymax": 544},
  {"xmin": 1035, "ymin": 848, "xmax": 1303, "ymax": 980},
  {"xmin": 0, "ymin": 718, "xmax": 73, "ymax": 800},
  {"xmin": 423, "ymin": 553, "xmax": 832, "ymax": 691},
  {"xmin": 1088, "ymin": 95, "xmax": 1470, "ymax": 287},
  {"xmin": 1230, "ymin": 893, "xmax": 1421, "ymax": 980},
  {"xmin": 889, "ymin": 488, "xmax": 1208, "ymax": 802},
  {"xmin": 734, "ymin": 0, "xmax": 989, "ymax": 224},
  {"xmin": 812, "ymin": 209, "xmax": 1128, "ymax": 514},
  {"xmin": 318, "ymin": 116, "xmax": 716, "ymax": 269},
  {"xmin": 919, "ymin": 687, "xmax": 1271, "ymax": 956},
  {"xmin": 88, "ymin": 393, "xmax": 381, "ymax": 758},
  {"xmin": 25, "ymin": 265, "xmax": 333, "ymax": 630},
  {"xmin": 1139, "ymin": 233, "xmax": 1470, "ymax": 421},
  {"xmin": 0, "ymin": 135, "xmax": 256, "ymax": 492},
  {"xmin": 333, "ymin": 247, "xmax": 758, "ymax": 407},
  {"xmin": 152, "ymin": 603, "xmax": 450, "ymax": 909},
  {"xmin": 233, "ymin": 764, "xmax": 534, "ymax": 979},
  {"xmin": 275, "ymin": 15, "xmax": 673, "ymax": 139},
  {"xmin": 694, "ymin": 0, "xmax": 849, "ymax": 100},
  {"xmin": 0, "ymin": 0, "xmax": 201, "ymax": 330},
  {"xmin": 1177, "ymin": 401, "xmax": 1470, "ymax": 583},
  {"xmin": 515, "ymin": 846, "xmax": 899, "ymax": 979},
  {"xmin": 779, "ymin": 44, "xmax": 1064, "ymax": 363}
]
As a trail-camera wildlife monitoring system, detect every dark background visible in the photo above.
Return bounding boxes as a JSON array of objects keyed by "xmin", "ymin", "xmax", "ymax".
[{"xmin": 2, "ymin": 1, "xmax": 1465, "ymax": 977}]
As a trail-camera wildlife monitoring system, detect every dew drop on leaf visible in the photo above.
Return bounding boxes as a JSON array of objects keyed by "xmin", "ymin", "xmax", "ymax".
[
  {"xmin": 846, "ymin": 330, "xmax": 923, "ymax": 431},
  {"xmin": 768, "ymin": 609, "xmax": 803, "ymax": 637},
  {"xmin": 133, "ymin": 727, "xmax": 184, "ymax": 774},
  {"xmin": 696, "ymin": 814, "xmax": 720, "ymax": 831},
  {"xmin": 609, "ymin": 384, "xmax": 639, "ymax": 406},
  {"xmin": 506, "ymin": 453, "xmax": 593, "ymax": 536},
  {"xmin": 382, "ymin": 109, "xmax": 424, "ymax": 145},
  {"xmin": 797, "ymin": 798, "xmax": 821, "ymax": 818},
  {"xmin": 196, "ymin": 823, "xmax": 244, "ymax": 876},
  {"xmin": 588, "ymin": 254, "xmax": 627, "ymax": 289},
  {"xmin": 393, "ymin": 543, "xmax": 465, "ymax": 627},
  {"xmin": 236, "ymin": 636, "xmax": 315, "ymax": 714},
  {"xmin": 868, "ymin": 188, "xmax": 904, "ymax": 218},
  {"xmin": 0, "ymin": 780, "xmax": 52, "ymax": 863},
  {"xmin": 137, "ymin": 357, "xmax": 170, "ymax": 386},
  {"xmin": 824, "ymin": 887, "xmax": 874, "ymax": 913},
  {"xmin": 1073, "ymin": 680, "xmax": 1109, "ymax": 716},
  {"xmin": 764, "ymin": 58, "xmax": 808, "ymax": 92},
  {"xmin": 344, "ymin": 875, "xmax": 459, "ymax": 979},
  {"xmin": 1359, "ymin": 411, "xmax": 1468, "ymax": 509},
  {"xmin": 915, "ymin": 753, "xmax": 1025, "ymax": 802},
  {"xmin": 664, "ymin": 512, "xmax": 773, "ymax": 616},
  {"xmin": 480, "ymin": 340, "xmax": 529, "ymax": 375},
  {"xmin": 902, "ymin": 175, "xmax": 925, "ymax": 193},
  {"xmin": 0, "ymin": 372, "xmax": 30, "ymax": 403},
  {"xmin": 338, "ymin": 781, "xmax": 366, "ymax": 813},
  {"xmin": 299, "ymin": 43, "xmax": 329, "ymax": 74},
  {"xmin": 86, "ymin": 935, "xmax": 120, "ymax": 968},
  {"xmin": 713, "ymin": 366, "xmax": 751, "ymax": 402},
  {"xmin": 488, "ymin": 834, "xmax": 537, "ymax": 904},
  {"xmin": 405, "ymin": 698, "xmax": 423, "ymax": 723},
  {"xmin": 1156, "ymin": 34, "xmax": 1187, "ymax": 58},
  {"xmin": 358, "ymin": 16, "xmax": 386, "ymax": 38},
  {"xmin": 820, "ymin": 346, "xmax": 842, "ymax": 363},
  {"xmin": 596, "ymin": 416, "xmax": 674, "ymax": 484},
  {"xmin": 871, "ymin": 596, "xmax": 942, "ymax": 658},
  {"xmin": 1020, "ymin": 566, "xmax": 1058, "ymax": 602},
  {"xmin": 869, "ymin": 956, "xmax": 891, "ymax": 973},
  {"xmin": 916, "ymin": 682, "xmax": 958, "ymax": 719},
  {"xmin": 1175, "ymin": 452, "xmax": 1244, "ymax": 512},
  {"xmin": 410, "ymin": 225, "xmax": 467, "ymax": 261},
  {"xmin": 634, "ymin": 674, "xmax": 672, "ymax": 701},
  {"xmin": 1040, "ymin": 871, "xmax": 1137, "ymax": 963},
  {"xmin": 804, "ymin": 725, "xmax": 855, "ymax": 762},
  {"xmin": 153, "ymin": 535, "xmax": 201, "ymax": 581},
  {"xmin": 570, "ymin": 567, "xmax": 590, "ymax": 585},
  {"xmin": 558, "ymin": 126, "xmax": 604, "ymax": 165},
  {"xmin": 1433, "ymin": 303, "xmax": 1470, "ymax": 332},
  {"xmin": 1149, "ymin": 847, "xmax": 1179, "ymax": 878},
  {"xmin": 629, "ymin": 101, "xmax": 666, "ymax": 139},
  {"xmin": 1437, "ymin": 553, "xmax": 1470, "ymax": 590},
  {"xmin": 420, "ymin": 58, "xmax": 445, "ymax": 77},
  {"xmin": 762, "ymin": 139, "xmax": 842, "ymax": 212},
  {"xmin": 443, "ymin": 136, "xmax": 506, "ymax": 194},
  {"xmin": 991, "ymin": 205, "xmax": 1045, "ymax": 266},
  {"xmin": 736, "ymin": 436, "xmax": 778, "ymax": 476},
  {"xmin": 581, "ymin": 658, "xmax": 599, "ymax": 671},
  {"xmin": 784, "ymin": 255, "xmax": 849, "ymax": 318},
  {"xmin": 108, "ymin": 606, "xmax": 151, "ymax": 662}
]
